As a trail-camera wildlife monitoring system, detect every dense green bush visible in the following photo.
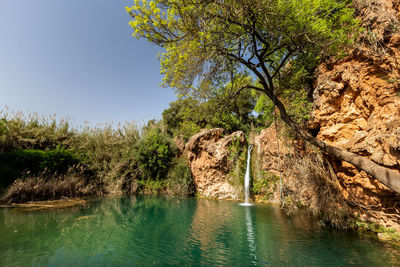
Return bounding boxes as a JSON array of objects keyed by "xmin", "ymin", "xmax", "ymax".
[
  {"xmin": 133, "ymin": 157, "xmax": 194, "ymax": 197},
  {"xmin": 0, "ymin": 148, "xmax": 83, "ymax": 188},
  {"xmin": 133, "ymin": 128, "xmax": 176, "ymax": 181}
]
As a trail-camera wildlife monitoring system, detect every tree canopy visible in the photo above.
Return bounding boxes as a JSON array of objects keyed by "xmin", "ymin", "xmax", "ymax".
[
  {"xmin": 162, "ymin": 73, "xmax": 257, "ymax": 138},
  {"xmin": 126, "ymin": 0, "xmax": 358, "ymax": 98}
]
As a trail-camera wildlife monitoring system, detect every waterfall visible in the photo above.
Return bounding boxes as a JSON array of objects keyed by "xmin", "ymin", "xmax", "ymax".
[{"xmin": 240, "ymin": 144, "xmax": 253, "ymax": 206}]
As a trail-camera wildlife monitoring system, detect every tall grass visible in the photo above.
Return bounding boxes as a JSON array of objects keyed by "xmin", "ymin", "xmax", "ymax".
[
  {"xmin": 0, "ymin": 107, "xmax": 74, "ymax": 152},
  {"xmin": 75, "ymin": 122, "xmax": 141, "ymax": 193},
  {"xmin": 0, "ymin": 109, "xmax": 142, "ymax": 200},
  {"xmin": 0, "ymin": 108, "xmax": 194, "ymax": 202}
]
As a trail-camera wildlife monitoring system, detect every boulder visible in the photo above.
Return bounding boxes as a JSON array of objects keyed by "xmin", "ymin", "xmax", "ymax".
[{"xmin": 185, "ymin": 128, "xmax": 246, "ymax": 199}]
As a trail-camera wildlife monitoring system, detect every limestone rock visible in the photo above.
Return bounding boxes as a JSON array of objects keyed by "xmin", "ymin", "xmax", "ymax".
[
  {"xmin": 254, "ymin": 127, "xmax": 291, "ymax": 177},
  {"xmin": 311, "ymin": 0, "xmax": 400, "ymax": 230},
  {"xmin": 185, "ymin": 128, "xmax": 246, "ymax": 199}
]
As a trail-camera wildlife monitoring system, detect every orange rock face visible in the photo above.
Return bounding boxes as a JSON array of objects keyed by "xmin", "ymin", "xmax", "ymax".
[
  {"xmin": 185, "ymin": 128, "xmax": 247, "ymax": 199},
  {"xmin": 312, "ymin": 0, "xmax": 400, "ymax": 229}
]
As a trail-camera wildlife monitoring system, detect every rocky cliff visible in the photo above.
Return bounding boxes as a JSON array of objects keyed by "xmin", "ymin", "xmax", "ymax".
[
  {"xmin": 185, "ymin": 128, "xmax": 247, "ymax": 199},
  {"xmin": 310, "ymin": 0, "xmax": 400, "ymax": 229}
]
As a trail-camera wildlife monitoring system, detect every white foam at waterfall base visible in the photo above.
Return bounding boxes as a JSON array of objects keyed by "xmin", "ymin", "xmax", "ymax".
[
  {"xmin": 239, "ymin": 202, "xmax": 254, "ymax": 206},
  {"xmin": 240, "ymin": 144, "xmax": 254, "ymax": 206}
]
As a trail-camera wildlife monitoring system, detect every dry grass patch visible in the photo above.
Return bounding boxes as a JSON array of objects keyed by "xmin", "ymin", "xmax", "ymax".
[
  {"xmin": 283, "ymin": 151, "xmax": 352, "ymax": 229},
  {"xmin": 1, "ymin": 167, "xmax": 104, "ymax": 203}
]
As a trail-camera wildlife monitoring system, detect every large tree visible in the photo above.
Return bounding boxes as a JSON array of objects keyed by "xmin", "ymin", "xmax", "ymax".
[{"xmin": 126, "ymin": 0, "xmax": 400, "ymax": 194}]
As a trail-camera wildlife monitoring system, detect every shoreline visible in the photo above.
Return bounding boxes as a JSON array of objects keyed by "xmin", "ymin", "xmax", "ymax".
[{"xmin": 0, "ymin": 198, "xmax": 88, "ymax": 210}]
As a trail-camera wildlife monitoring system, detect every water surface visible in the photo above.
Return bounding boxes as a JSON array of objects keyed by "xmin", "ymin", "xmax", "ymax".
[{"xmin": 0, "ymin": 196, "xmax": 399, "ymax": 266}]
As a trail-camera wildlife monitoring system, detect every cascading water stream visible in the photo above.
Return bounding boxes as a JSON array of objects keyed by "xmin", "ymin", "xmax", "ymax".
[{"xmin": 240, "ymin": 144, "xmax": 253, "ymax": 206}]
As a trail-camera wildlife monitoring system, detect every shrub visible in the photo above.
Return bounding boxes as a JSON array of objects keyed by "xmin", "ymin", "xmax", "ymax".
[
  {"xmin": 178, "ymin": 121, "xmax": 202, "ymax": 141},
  {"xmin": 253, "ymin": 171, "xmax": 280, "ymax": 195},
  {"xmin": 0, "ymin": 109, "xmax": 142, "ymax": 198},
  {"xmin": 133, "ymin": 128, "xmax": 176, "ymax": 181}
]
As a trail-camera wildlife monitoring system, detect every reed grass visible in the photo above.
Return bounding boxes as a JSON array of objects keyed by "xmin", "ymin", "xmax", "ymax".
[
  {"xmin": 0, "ymin": 109, "xmax": 142, "ymax": 199},
  {"xmin": 0, "ymin": 108, "xmax": 194, "ymax": 201},
  {"xmin": 0, "ymin": 107, "xmax": 74, "ymax": 152}
]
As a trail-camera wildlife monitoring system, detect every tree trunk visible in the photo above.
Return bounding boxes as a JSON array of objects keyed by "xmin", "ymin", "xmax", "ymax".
[{"xmin": 273, "ymin": 94, "xmax": 400, "ymax": 195}]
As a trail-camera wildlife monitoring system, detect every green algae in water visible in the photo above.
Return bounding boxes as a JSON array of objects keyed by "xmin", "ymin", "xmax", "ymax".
[{"xmin": 0, "ymin": 196, "xmax": 399, "ymax": 266}]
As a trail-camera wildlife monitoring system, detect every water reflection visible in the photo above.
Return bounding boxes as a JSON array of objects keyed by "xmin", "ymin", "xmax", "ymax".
[
  {"xmin": 244, "ymin": 206, "xmax": 257, "ymax": 264},
  {"xmin": 189, "ymin": 199, "xmax": 236, "ymax": 266}
]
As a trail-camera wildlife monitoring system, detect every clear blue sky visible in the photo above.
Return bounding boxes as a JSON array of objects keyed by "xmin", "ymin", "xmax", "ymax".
[{"xmin": 0, "ymin": 0, "xmax": 176, "ymax": 127}]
